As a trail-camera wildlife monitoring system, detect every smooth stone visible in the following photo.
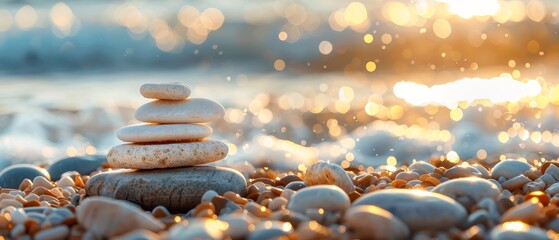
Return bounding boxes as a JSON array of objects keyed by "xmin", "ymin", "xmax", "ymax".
[
  {"xmin": 352, "ymin": 189, "xmax": 467, "ymax": 231},
  {"xmin": 219, "ymin": 214, "xmax": 255, "ymax": 239},
  {"xmin": 140, "ymin": 83, "xmax": 191, "ymax": 100},
  {"xmin": 344, "ymin": 205, "xmax": 409, "ymax": 240},
  {"xmin": 248, "ymin": 221, "xmax": 292, "ymax": 240},
  {"xmin": 432, "ymin": 178, "xmax": 501, "ymax": 202},
  {"xmin": 287, "ymin": 185, "xmax": 350, "ymax": 214},
  {"xmin": 135, "ymin": 98, "xmax": 225, "ymax": 124},
  {"xmin": 167, "ymin": 219, "xmax": 225, "ymax": 240},
  {"xmin": 408, "ymin": 161, "xmax": 436, "ymax": 174},
  {"xmin": 490, "ymin": 222, "xmax": 548, "ymax": 240},
  {"xmin": 77, "ymin": 197, "xmax": 164, "ymax": 238},
  {"xmin": 471, "ymin": 164, "xmax": 491, "ymax": 178},
  {"xmin": 48, "ymin": 155, "xmax": 106, "ymax": 181},
  {"xmin": 0, "ymin": 164, "xmax": 50, "ymax": 189},
  {"xmin": 107, "ymin": 140, "xmax": 228, "ymax": 169},
  {"xmin": 304, "ymin": 161, "xmax": 355, "ymax": 193},
  {"xmin": 491, "ymin": 159, "xmax": 532, "ymax": 180},
  {"xmin": 86, "ymin": 166, "xmax": 247, "ymax": 212},
  {"xmin": 117, "ymin": 123, "xmax": 212, "ymax": 143},
  {"xmin": 34, "ymin": 225, "xmax": 69, "ymax": 240},
  {"xmin": 443, "ymin": 165, "xmax": 482, "ymax": 179},
  {"xmin": 284, "ymin": 181, "xmax": 307, "ymax": 191},
  {"xmin": 501, "ymin": 199, "xmax": 543, "ymax": 224},
  {"xmin": 114, "ymin": 229, "xmax": 159, "ymax": 240}
]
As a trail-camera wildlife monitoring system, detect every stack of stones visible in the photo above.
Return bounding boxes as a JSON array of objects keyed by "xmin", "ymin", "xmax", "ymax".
[{"xmin": 85, "ymin": 83, "xmax": 247, "ymax": 212}]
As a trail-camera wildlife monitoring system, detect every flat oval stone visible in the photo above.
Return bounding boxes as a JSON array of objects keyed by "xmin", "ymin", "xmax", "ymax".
[
  {"xmin": 432, "ymin": 178, "xmax": 501, "ymax": 202},
  {"xmin": 116, "ymin": 123, "xmax": 212, "ymax": 143},
  {"xmin": 304, "ymin": 161, "xmax": 355, "ymax": 193},
  {"xmin": 491, "ymin": 159, "xmax": 532, "ymax": 180},
  {"xmin": 490, "ymin": 222, "xmax": 548, "ymax": 240},
  {"xmin": 443, "ymin": 165, "xmax": 482, "ymax": 179},
  {"xmin": 287, "ymin": 185, "xmax": 350, "ymax": 213},
  {"xmin": 344, "ymin": 205, "xmax": 409, "ymax": 240},
  {"xmin": 77, "ymin": 197, "xmax": 164, "ymax": 237},
  {"xmin": 85, "ymin": 166, "xmax": 247, "ymax": 212},
  {"xmin": 408, "ymin": 161, "xmax": 436, "ymax": 174},
  {"xmin": 47, "ymin": 155, "xmax": 106, "ymax": 181},
  {"xmin": 352, "ymin": 189, "xmax": 467, "ymax": 231},
  {"xmin": 135, "ymin": 98, "xmax": 225, "ymax": 124},
  {"xmin": 107, "ymin": 140, "xmax": 228, "ymax": 169},
  {"xmin": 0, "ymin": 164, "xmax": 50, "ymax": 189},
  {"xmin": 140, "ymin": 83, "xmax": 191, "ymax": 100}
]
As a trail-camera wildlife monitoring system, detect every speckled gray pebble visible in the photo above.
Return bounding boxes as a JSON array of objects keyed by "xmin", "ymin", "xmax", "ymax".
[{"xmin": 85, "ymin": 166, "xmax": 247, "ymax": 212}]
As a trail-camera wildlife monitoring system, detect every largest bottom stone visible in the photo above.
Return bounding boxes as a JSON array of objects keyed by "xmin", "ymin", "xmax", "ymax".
[{"xmin": 85, "ymin": 166, "xmax": 246, "ymax": 212}]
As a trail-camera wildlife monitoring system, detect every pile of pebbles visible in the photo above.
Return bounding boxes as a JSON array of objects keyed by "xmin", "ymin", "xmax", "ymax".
[
  {"xmin": 85, "ymin": 83, "xmax": 247, "ymax": 211},
  {"xmin": 0, "ymin": 157, "xmax": 559, "ymax": 239}
]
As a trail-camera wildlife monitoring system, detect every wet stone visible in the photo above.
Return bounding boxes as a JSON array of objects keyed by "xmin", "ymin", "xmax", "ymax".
[
  {"xmin": 0, "ymin": 164, "xmax": 50, "ymax": 189},
  {"xmin": 47, "ymin": 155, "xmax": 106, "ymax": 181}
]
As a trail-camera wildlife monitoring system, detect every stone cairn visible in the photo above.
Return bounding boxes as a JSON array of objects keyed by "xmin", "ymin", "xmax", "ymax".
[{"xmin": 85, "ymin": 83, "xmax": 247, "ymax": 212}]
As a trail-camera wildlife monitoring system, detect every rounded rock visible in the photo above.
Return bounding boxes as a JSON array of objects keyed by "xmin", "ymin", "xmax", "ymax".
[
  {"xmin": 107, "ymin": 140, "xmax": 228, "ymax": 169},
  {"xmin": 344, "ymin": 205, "xmax": 409, "ymax": 240},
  {"xmin": 140, "ymin": 82, "xmax": 191, "ymax": 100},
  {"xmin": 432, "ymin": 178, "xmax": 501, "ymax": 202},
  {"xmin": 490, "ymin": 222, "xmax": 548, "ymax": 240},
  {"xmin": 304, "ymin": 161, "xmax": 355, "ymax": 193},
  {"xmin": 116, "ymin": 123, "xmax": 212, "ymax": 143},
  {"xmin": 443, "ymin": 165, "xmax": 482, "ymax": 179},
  {"xmin": 47, "ymin": 155, "xmax": 106, "ymax": 181},
  {"xmin": 85, "ymin": 166, "xmax": 247, "ymax": 212},
  {"xmin": 491, "ymin": 159, "xmax": 532, "ymax": 180},
  {"xmin": 77, "ymin": 197, "xmax": 164, "ymax": 238},
  {"xmin": 285, "ymin": 181, "xmax": 307, "ymax": 191},
  {"xmin": 352, "ymin": 189, "xmax": 467, "ymax": 231},
  {"xmin": 408, "ymin": 161, "xmax": 436, "ymax": 174},
  {"xmin": 287, "ymin": 185, "xmax": 350, "ymax": 214},
  {"xmin": 0, "ymin": 164, "xmax": 50, "ymax": 189},
  {"xmin": 167, "ymin": 219, "xmax": 226, "ymax": 240},
  {"xmin": 135, "ymin": 98, "xmax": 225, "ymax": 124}
]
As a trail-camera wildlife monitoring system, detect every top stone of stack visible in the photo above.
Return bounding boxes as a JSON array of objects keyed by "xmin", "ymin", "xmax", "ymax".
[{"xmin": 140, "ymin": 83, "xmax": 191, "ymax": 100}]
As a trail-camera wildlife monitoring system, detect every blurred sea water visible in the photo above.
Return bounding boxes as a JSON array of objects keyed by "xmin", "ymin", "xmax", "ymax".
[{"xmin": 1, "ymin": 0, "xmax": 559, "ymax": 170}]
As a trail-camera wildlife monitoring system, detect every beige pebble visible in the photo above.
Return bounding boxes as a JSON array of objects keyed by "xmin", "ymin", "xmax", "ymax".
[
  {"xmin": 344, "ymin": 205, "xmax": 409, "ymax": 240},
  {"xmin": 57, "ymin": 176, "xmax": 75, "ymax": 188},
  {"xmin": 32, "ymin": 177, "xmax": 54, "ymax": 190},
  {"xmin": 295, "ymin": 221, "xmax": 330, "ymax": 239},
  {"xmin": 167, "ymin": 219, "xmax": 226, "ymax": 240},
  {"xmin": 107, "ymin": 140, "xmax": 228, "ymax": 169},
  {"xmin": 501, "ymin": 199, "xmax": 543, "ymax": 224},
  {"xmin": 269, "ymin": 197, "xmax": 288, "ymax": 211},
  {"xmin": 140, "ymin": 82, "xmax": 191, "ymax": 100},
  {"xmin": 491, "ymin": 222, "xmax": 548, "ymax": 240},
  {"xmin": 117, "ymin": 123, "xmax": 212, "ymax": 143},
  {"xmin": 287, "ymin": 185, "xmax": 350, "ymax": 214},
  {"xmin": 135, "ymin": 98, "xmax": 225, "ymax": 124},
  {"xmin": 35, "ymin": 225, "xmax": 69, "ymax": 240},
  {"xmin": 77, "ymin": 197, "xmax": 164, "ymax": 238},
  {"xmin": 304, "ymin": 161, "xmax": 355, "ymax": 194},
  {"xmin": 280, "ymin": 188, "xmax": 295, "ymax": 201}
]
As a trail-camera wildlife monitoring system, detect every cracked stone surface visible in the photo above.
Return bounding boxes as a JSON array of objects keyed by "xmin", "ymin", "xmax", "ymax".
[{"xmin": 85, "ymin": 166, "xmax": 247, "ymax": 212}]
